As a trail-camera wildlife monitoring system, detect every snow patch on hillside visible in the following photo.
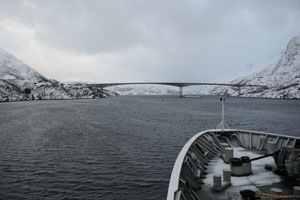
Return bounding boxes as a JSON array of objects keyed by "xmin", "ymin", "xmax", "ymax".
[
  {"xmin": 0, "ymin": 47, "xmax": 117, "ymax": 102},
  {"xmin": 194, "ymin": 35, "xmax": 300, "ymax": 99}
]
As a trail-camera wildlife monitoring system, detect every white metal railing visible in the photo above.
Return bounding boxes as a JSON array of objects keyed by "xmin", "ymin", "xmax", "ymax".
[{"xmin": 167, "ymin": 129, "xmax": 300, "ymax": 200}]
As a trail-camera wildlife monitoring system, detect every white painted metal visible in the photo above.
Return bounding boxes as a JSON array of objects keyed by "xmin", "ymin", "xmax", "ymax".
[
  {"xmin": 222, "ymin": 97, "xmax": 224, "ymax": 131},
  {"xmin": 249, "ymin": 132, "xmax": 252, "ymax": 148},
  {"xmin": 223, "ymin": 169, "xmax": 231, "ymax": 183},
  {"xmin": 216, "ymin": 97, "xmax": 230, "ymax": 131},
  {"xmin": 174, "ymin": 190, "xmax": 183, "ymax": 200},
  {"xmin": 167, "ymin": 129, "xmax": 216, "ymax": 200},
  {"xmin": 224, "ymin": 148, "xmax": 233, "ymax": 163},
  {"xmin": 167, "ymin": 129, "xmax": 300, "ymax": 200},
  {"xmin": 267, "ymin": 141, "xmax": 278, "ymax": 154},
  {"xmin": 220, "ymin": 143, "xmax": 229, "ymax": 155},
  {"xmin": 213, "ymin": 174, "xmax": 222, "ymax": 191}
]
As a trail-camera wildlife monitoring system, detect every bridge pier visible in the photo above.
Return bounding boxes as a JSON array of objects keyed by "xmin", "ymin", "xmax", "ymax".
[
  {"xmin": 99, "ymin": 86, "xmax": 104, "ymax": 97},
  {"xmin": 179, "ymin": 87, "xmax": 183, "ymax": 97}
]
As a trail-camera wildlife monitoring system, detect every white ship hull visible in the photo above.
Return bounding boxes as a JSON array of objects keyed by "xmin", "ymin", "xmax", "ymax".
[{"xmin": 167, "ymin": 129, "xmax": 300, "ymax": 200}]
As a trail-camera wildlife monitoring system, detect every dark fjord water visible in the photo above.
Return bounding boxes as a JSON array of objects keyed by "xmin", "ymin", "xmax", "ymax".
[{"xmin": 0, "ymin": 96, "xmax": 299, "ymax": 200}]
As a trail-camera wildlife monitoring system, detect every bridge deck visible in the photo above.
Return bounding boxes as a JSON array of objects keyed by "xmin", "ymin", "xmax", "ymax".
[{"xmin": 87, "ymin": 82, "xmax": 267, "ymax": 88}]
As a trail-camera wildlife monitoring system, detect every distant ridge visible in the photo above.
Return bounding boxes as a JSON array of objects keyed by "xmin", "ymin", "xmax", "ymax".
[
  {"xmin": 194, "ymin": 35, "xmax": 300, "ymax": 99},
  {"xmin": 0, "ymin": 48, "xmax": 116, "ymax": 102}
]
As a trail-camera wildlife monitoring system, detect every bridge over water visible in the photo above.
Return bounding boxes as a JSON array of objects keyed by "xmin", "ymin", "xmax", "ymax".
[{"xmin": 87, "ymin": 82, "xmax": 267, "ymax": 97}]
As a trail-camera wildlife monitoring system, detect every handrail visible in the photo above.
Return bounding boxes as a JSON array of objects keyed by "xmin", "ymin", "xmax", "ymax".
[
  {"xmin": 166, "ymin": 129, "xmax": 300, "ymax": 200},
  {"xmin": 167, "ymin": 129, "xmax": 216, "ymax": 200}
]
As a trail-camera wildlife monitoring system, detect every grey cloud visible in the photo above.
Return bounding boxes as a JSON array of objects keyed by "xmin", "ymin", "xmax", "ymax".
[{"xmin": 0, "ymin": 0, "xmax": 300, "ymax": 82}]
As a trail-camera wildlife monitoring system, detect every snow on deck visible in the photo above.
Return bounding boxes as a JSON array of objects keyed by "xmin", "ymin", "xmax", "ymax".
[{"xmin": 197, "ymin": 147, "xmax": 281, "ymax": 200}]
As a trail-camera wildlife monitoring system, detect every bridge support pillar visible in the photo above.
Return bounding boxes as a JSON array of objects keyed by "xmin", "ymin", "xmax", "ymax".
[
  {"xmin": 179, "ymin": 87, "xmax": 183, "ymax": 97},
  {"xmin": 99, "ymin": 86, "xmax": 104, "ymax": 97}
]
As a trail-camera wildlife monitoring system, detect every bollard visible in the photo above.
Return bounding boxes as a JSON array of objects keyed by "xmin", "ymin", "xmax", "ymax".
[
  {"xmin": 213, "ymin": 174, "xmax": 222, "ymax": 191},
  {"xmin": 223, "ymin": 169, "xmax": 231, "ymax": 183},
  {"xmin": 224, "ymin": 148, "xmax": 233, "ymax": 163}
]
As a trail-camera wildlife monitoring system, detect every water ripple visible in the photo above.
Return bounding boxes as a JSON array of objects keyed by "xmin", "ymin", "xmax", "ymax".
[{"xmin": 0, "ymin": 96, "xmax": 299, "ymax": 199}]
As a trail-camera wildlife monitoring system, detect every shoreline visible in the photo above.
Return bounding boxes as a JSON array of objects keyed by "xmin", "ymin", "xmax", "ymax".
[{"xmin": 1, "ymin": 94, "xmax": 299, "ymax": 103}]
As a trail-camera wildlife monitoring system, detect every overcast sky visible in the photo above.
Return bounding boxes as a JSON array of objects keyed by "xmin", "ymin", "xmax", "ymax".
[{"xmin": 0, "ymin": 0, "xmax": 300, "ymax": 82}]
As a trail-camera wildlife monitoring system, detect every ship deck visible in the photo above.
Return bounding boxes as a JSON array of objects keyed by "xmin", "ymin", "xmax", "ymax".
[
  {"xmin": 196, "ymin": 147, "xmax": 293, "ymax": 200},
  {"xmin": 167, "ymin": 129, "xmax": 300, "ymax": 200}
]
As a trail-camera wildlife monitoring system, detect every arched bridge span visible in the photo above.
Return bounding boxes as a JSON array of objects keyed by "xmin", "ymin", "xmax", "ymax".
[{"xmin": 87, "ymin": 82, "xmax": 267, "ymax": 97}]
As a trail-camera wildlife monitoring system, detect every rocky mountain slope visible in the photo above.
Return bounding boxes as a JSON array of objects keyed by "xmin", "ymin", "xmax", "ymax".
[
  {"xmin": 0, "ymin": 48, "xmax": 117, "ymax": 102},
  {"xmin": 194, "ymin": 35, "xmax": 300, "ymax": 99},
  {"xmin": 2, "ymin": 35, "xmax": 299, "ymax": 100},
  {"xmin": 107, "ymin": 36, "xmax": 300, "ymax": 99}
]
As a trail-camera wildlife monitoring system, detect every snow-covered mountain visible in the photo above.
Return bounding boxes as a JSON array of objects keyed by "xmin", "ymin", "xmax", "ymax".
[
  {"xmin": 108, "ymin": 85, "xmax": 178, "ymax": 95},
  {"xmin": 0, "ymin": 48, "xmax": 117, "ymax": 102},
  {"xmin": 106, "ymin": 36, "xmax": 300, "ymax": 98},
  {"xmin": 194, "ymin": 35, "xmax": 300, "ymax": 99},
  {"xmin": 2, "ymin": 35, "xmax": 299, "ymax": 100}
]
